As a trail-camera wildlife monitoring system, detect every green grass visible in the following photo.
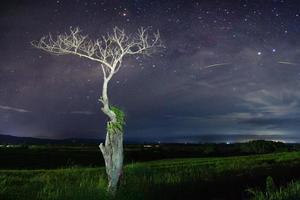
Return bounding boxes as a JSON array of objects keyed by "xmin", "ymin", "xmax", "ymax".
[
  {"xmin": 2, "ymin": 151, "xmax": 300, "ymax": 200},
  {"xmin": 249, "ymin": 176, "xmax": 300, "ymax": 200}
]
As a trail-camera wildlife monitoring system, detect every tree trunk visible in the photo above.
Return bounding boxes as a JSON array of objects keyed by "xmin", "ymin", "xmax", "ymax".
[
  {"xmin": 99, "ymin": 77, "xmax": 124, "ymax": 195},
  {"xmin": 99, "ymin": 124, "xmax": 124, "ymax": 195}
]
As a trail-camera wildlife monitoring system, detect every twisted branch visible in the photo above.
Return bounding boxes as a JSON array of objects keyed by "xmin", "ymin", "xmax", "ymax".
[{"xmin": 32, "ymin": 26, "xmax": 163, "ymax": 79}]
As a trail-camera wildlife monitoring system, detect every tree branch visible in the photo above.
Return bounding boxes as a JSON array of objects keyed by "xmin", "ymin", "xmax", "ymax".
[{"xmin": 32, "ymin": 26, "xmax": 164, "ymax": 119}]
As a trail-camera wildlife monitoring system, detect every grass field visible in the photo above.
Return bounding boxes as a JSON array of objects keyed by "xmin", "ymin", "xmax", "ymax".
[
  {"xmin": 248, "ymin": 176, "xmax": 300, "ymax": 200},
  {"xmin": 2, "ymin": 151, "xmax": 300, "ymax": 200}
]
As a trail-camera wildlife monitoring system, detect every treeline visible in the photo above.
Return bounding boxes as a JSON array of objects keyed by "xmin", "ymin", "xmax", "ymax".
[
  {"xmin": 133, "ymin": 140, "xmax": 293, "ymax": 160},
  {"xmin": 0, "ymin": 140, "xmax": 297, "ymax": 169},
  {"xmin": 201, "ymin": 140, "xmax": 289, "ymax": 155}
]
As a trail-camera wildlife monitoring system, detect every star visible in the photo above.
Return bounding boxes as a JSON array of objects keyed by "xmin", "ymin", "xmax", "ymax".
[
  {"xmin": 119, "ymin": 8, "xmax": 129, "ymax": 17},
  {"xmin": 2, "ymin": 0, "xmax": 300, "ymax": 142}
]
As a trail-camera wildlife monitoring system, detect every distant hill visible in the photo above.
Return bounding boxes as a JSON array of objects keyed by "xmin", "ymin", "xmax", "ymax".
[
  {"xmin": 1, "ymin": 133, "xmax": 298, "ymax": 145},
  {"xmin": 0, "ymin": 134, "xmax": 102, "ymax": 145},
  {"xmin": 149, "ymin": 134, "xmax": 299, "ymax": 144}
]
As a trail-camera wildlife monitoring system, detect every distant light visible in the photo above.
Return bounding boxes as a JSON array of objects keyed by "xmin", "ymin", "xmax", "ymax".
[
  {"xmin": 226, "ymin": 141, "xmax": 231, "ymax": 145},
  {"xmin": 272, "ymin": 49, "xmax": 276, "ymax": 53},
  {"xmin": 257, "ymin": 52, "xmax": 262, "ymax": 55}
]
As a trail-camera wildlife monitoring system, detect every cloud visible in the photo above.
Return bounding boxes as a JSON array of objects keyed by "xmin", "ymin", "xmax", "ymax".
[
  {"xmin": 206, "ymin": 88, "xmax": 300, "ymax": 129},
  {"xmin": 167, "ymin": 88, "xmax": 300, "ymax": 129},
  {"xmin": 241, "ymin": 89, "xmax": 300, "ymax": 118},
  {"xmin": 0, "ymin": 105, "xmax": 31, "ymax": 113}
]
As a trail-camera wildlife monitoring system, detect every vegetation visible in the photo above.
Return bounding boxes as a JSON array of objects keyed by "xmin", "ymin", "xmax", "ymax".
[
  {"xmin": 249, "ymin": 176, "xmax": 300, "ymax": 200},
  {"xmin": 240, "ymin": 140, "xmax": 287, "ymax": 154},
  {"xmin": 0, "ymin": 141, "xmax": 294, "ymax": 170},
  {"xmin": 2, "ymin": 151, "xmax": 300, "ymax": 199},
  {"xmin": 108, "ymin": 106, "xmax": 126, "ymax": 133}
]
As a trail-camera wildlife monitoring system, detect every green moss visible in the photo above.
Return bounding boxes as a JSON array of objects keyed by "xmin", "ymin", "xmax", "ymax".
[{"xmin": 107, "ymin": 106, "xmax": 125, "ymax": 133}]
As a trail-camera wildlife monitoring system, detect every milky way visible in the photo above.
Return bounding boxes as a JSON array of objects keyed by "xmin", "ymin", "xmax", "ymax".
[{"xmin": 1, "ymin": 0, "xmax": 300, "ymax": 142}]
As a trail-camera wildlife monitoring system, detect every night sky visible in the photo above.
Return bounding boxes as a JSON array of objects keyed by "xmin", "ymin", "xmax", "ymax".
[{"xmin": 1, "ymin": 0, "xmax": 300, "ymax": 143}]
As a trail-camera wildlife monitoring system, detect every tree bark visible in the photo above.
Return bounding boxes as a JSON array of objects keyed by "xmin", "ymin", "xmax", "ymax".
[
  {"xmin": 99, "ymin": 125, "xmax": 123, "ymax": 194},
  {"xmin": 99, "ymin": 77, "xmax": 124, "ymax": 195}
]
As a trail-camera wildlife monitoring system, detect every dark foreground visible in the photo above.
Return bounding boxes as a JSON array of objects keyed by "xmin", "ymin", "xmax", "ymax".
[{"xmin": 2, "ymin": 151, "xmax": 300, "ymax": 200}]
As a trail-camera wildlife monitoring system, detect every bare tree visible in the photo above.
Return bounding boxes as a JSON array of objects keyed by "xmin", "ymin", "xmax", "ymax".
[{"xmin": 32, "ymin": 27, "xmax": 163, "ymax": 194}]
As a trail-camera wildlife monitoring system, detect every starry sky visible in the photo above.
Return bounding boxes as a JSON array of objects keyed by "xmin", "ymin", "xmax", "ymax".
[{"xmin": 1, "ymin": 0, "xmax": 300, "ymax": 143}]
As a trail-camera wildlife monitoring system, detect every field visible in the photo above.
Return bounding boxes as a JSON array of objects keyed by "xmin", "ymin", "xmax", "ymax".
[
  {"xmin": 2, "ymin": 149, "xmax": 300, "ymax": 200},
  {"xmin": 0, "ymin": 141, "xmax": 292, "ymax": 169}
]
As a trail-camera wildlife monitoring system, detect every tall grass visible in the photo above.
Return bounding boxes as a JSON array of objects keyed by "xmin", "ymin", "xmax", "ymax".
[
  {"xmin": 249, "ymin": 176, "xmax": 300, "ymax": 200},
  {"xmin": 0, "ymin": 175, "xmax": 7, "ymax": 194},
  {"xmin": 36, "ymin": 169, "xmax": 108, "ymax": 200},
  {"xmin": 1, "ymin": 151, "xmax": 300, "ymax": 200}
]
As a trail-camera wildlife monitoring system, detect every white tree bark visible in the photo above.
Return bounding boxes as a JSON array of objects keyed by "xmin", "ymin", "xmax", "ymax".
[
  {"xmin": 99, "ymin": 77, "xmax": 123, "ymax": 194},
  {"xmin": 99, "ymin": 124, "xmax": 123, "ymax": 194},
  {"xmin": 32, "ymin": 26, "xmax": 163, "ymax": 195}
]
